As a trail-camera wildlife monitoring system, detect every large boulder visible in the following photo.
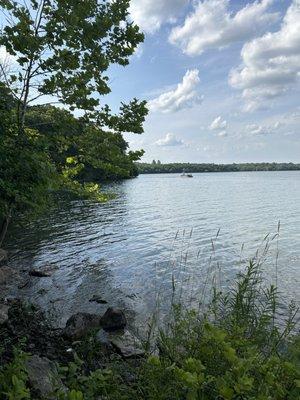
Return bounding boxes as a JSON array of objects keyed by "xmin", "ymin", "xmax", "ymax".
[
  {"xmin": 0, "ymin": 249, "xmax": 7, "ymax": 266},
  {"xmin": 109, "ymin": 330, "xmax": 144, "ymax": 359},
  {"xmin": 100, "ymin": 307, "xmax": 127, "ymax": 332},
  {"xmin": 0, "ymin": 304, "xmax": 9, "ymax": 325},
  {"xmin": 25, "ymin": 355, "xmax": 65, "ymax": 399},
  {"xmin": 63, "ymin": 312, "xmax": 102, "ymax": 340}
]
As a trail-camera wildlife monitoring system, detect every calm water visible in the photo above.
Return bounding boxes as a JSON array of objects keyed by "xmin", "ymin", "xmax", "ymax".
[{"xmin": 5, "ymin": 171, "xmax": 300, "ymax": 328}]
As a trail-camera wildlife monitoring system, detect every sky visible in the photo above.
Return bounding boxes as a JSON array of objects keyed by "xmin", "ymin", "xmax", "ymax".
[
  {"xmin": 1, "ymin": 0, "xmax": 299, "ymax": 164},
  {"xmin": 107, "ymin": 0, "xmax": 300, "ymax": 163}
]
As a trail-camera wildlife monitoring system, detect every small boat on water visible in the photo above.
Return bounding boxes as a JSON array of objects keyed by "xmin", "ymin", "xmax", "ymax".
[{"xmin": 180, "ymin": 171, "xmax": 193, "ymax": 178}]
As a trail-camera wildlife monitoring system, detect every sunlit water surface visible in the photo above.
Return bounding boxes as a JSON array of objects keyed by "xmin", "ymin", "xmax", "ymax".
[{"xmin": 5, "ymin": 171, "xmax": 300, "ymax": 329}]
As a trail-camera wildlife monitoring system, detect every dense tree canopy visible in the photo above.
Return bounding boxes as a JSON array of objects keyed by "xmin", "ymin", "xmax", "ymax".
[{"xmin": 0, "ymin": 0, "xmax": 148, "ymax": 245}]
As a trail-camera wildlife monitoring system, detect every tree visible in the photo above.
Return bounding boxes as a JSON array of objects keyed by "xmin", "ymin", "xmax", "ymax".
[
  {"xmin": 0, "ymin": 0, "xmax": 145, "ymax": 131},
  {"xmin": 26, "ymin": 104, "xmax": 145, "ymax": 181},
  {"xmin": 0, "ymin": 0, "xmax": 148, "ymax": 245},
  {"xmin": 0, "ymin": 83, "xmax": 55, "ymax": 246}
]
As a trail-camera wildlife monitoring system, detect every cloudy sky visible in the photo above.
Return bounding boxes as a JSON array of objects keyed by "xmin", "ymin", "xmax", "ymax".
[
  {"xmin": 1, "ymin": 0, "xmax": 299, "ymax": 163},
  {"xmin": 106, "ymin": 0, "xmax": 300, "ymax": 163}
]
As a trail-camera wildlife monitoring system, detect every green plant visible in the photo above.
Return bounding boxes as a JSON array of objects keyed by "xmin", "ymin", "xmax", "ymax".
[
  {"xmin": 0, "ymin": 0, "xmax": 148, "ymax": 245},
  {"xmin": 1, "ymin": 261, "xmax": 299, "ymax": 399},
  {"xmin": 58, "ymin": 357, "xmax": 131, "ymax": 400},
  {"xmin": 136, "ymin": 260, "xmax": 300, "ymax": 399},
  {"xmin": 0, "ymin": 348, "xmax": 30, "ymax": 400}
]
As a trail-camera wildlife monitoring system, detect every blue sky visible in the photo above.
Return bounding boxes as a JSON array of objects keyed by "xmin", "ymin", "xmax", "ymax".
[
  {"xmin": 106, "ymin": 0, "xmax": 300, "ymax": 163},
  {"xmin": 1, "ymin": 0, "xmax": 299, "ymax": 164}
]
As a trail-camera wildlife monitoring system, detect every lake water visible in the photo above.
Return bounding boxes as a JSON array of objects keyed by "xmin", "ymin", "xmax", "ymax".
[{"xmin": 5, "ymin": 171, "xmax": 300, "ymax": 329}]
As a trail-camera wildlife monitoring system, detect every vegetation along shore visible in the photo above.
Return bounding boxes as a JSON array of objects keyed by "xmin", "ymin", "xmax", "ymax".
[
  {"xmin": 137, "ymin": 162, "xmax": 300, "ymax": 174},
  {"xmin": 1, "ymin": 260, "xmax": 300, "ymax": 399}
]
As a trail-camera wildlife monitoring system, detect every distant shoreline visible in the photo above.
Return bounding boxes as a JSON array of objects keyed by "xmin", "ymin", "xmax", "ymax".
[{"xmin": 137, "ymin": 162, "xmax": 300, "ymax": 174}]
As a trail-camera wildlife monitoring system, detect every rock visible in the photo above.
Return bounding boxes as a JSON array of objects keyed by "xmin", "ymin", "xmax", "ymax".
[
  {"xmin": 0, "ymin": 266, "xmax": 18, "ymax": 285},
  {"xmin": 89, "ymin": 295, "xmax": 108, "ymax": 304},
  {"xmin": 29, "ymin": 269, "xmax": 51, "ymax": 277},
  {"xmin": 18, "ymin": 278, "xmax": 31, "ymax": 289},
  {"xmin": 0, "ymin": 249, "xmax": 8, "ymax": 266},
  {"xmin": 100, "ymin": 307, "xmax": 127, "ymax": 332},
  {"xmin": 0, "ymin": 304, "xmax": 9, "ymax": 324},
  {"xmin": 37, "ymin": 288, "xmax": 48, "ymax": 295},
  {"xmin": 1, "ymin": 295, "xmax": 20, "ymax": 305},
  {"xmin": 63, "ymin": 312, "xmax": 102, "ymax": 339},
  {"xmin": 110, "ymin": 330, "xmax": 144, "ymax": 359},
  {"xmin": 25, "ymin": 355, "xmax": 65, "ymax": 399}
]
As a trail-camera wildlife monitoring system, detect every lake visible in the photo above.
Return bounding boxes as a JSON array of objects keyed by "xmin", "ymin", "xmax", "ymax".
[{"xmin": 5, "ymin": 171, "xmax": 300, "ymax": 329}]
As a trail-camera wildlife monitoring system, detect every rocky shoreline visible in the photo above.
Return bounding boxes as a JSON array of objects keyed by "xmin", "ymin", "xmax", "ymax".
[{"xmin": 0, "ymin": 249, "xmax": 145, "ymax": 399}]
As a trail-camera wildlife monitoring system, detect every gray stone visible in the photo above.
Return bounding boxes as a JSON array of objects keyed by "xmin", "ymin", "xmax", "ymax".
[
  {"xmin": 108, "ymin": 330, "xmax": 144, "ymax": 359},
  {"xmin": 63, "ymin": 312, "xmax": 102, "ymax": 339},
  {"xmin": 100, "ymin": 307, "xmax": 127, "ymax": 332},
  {"xmin": 0, "ymin": 304, "xmax": 9, "ymax": 324},
  {"xmin": 89, "ymin": 295, "xmax": 108, "ymax": 304},
  {"xmin": 0, "ymin": 265, "xmax": 18, "ymax": 285},
  {"xmin": 96, "ymin": 329, "xmax": 111, "ymax": 346},
  {"xmin": 29, "ymin": 269, "xmax": 51, "ymax": 277},
  {"xmin": 0, "ymin": 249, "xmax": 8, "ymax": 266},
  {"xmin": 25, "ymin": 355, "xmax": 65, "ymax": 399}
]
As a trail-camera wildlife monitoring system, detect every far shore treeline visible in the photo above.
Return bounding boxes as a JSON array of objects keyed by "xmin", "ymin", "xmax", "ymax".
[{"xmin": 137, "ymin": 161, "xmax": 300, "ymax": 174}]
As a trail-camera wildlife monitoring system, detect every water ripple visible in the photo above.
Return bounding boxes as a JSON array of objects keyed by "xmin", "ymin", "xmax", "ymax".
[{"xmin": 5, "ymin": 171, "xmax": 300, "ymax": 327}]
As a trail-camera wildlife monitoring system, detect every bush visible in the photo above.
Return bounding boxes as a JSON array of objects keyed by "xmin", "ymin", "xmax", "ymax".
[{"xmin": 137, "ymin": 261, "xmax": 300, "ymax": 399}]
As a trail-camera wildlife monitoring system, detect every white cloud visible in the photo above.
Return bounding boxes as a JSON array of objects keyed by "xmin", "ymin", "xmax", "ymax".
[
  {"xmin": 155, "ymin": 133, "xmax": 185, "ymax": 146},
  {"xmin": 169, "ymin": 0, "xmax": 278, "ymax": 56},
  {"xmin": 246, "ymin": 122, "xmax": 282, "ymax": 135},
  {"xmin": 129, "ymin": 0, "xmax": 189, "ymax": 34},
  {"xmin": 230, "ymin": 0, "xmax": 300, "ymax": 111},
  {"xmin": 148, "ymin": 69, "xmax": 202, "ymax": 113},
  {"xmin": 0, "ymin": 46, "xmax": 17, "ymax": 67},
  {"xmin": 209, "ymin": 116, "xmax": 227, "ymax": 130},
  {"xmin": 218, "ymin": 130, "xmax": 228, "ymax": 137},
  {"xmin": 0, "ymin": 46, "xmax": 8, "ymax": 63}
]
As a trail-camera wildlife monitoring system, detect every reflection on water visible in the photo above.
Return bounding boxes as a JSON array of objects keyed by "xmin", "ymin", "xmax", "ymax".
[{"xmin": 5, "ymin": 171, "xmax": 300, "ymax": 328}]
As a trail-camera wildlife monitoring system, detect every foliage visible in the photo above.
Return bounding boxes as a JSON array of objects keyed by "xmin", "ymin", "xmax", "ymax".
[
  {"xmin": 1, "ymin": 262, "xmax": 299, "ymax": 399},
  {"xmin": 0, "ymin": 348, "xmax": 30, "ymax": 400},
  {"xmin": 136, "ymin": 261, "xmax": 300, "ymax": 399},
  {"xmin": 0, "ymin": 83, "xmax": 56, "ymax": 245},
  {"xmin": 0, "ymin": 0, "xmax": 144, "ymax": 124},
  {"xmin": 57, "ymin": 358, "xmax": 129, "ymax": 400},
  {"xmin": 25, "ymin": 104, "xmax": 146, "ymax": 183},
  {"xmin": 137, "ymin": 162, "xmax": 300, "ymax": 174},
  {"xmin": 0, "ymin": 0, "xmax": 148, "ymax": 244}
]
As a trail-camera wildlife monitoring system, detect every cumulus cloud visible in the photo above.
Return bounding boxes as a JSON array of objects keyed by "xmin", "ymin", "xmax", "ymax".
[
  {"xmin": 130, "ymin": 0, "xmax": 189, "ymax": 34},
  {"xmin": 148, "ymin": 69, "xmax": 202, "ymax": 113},
  {"xmin": 209, "ymin": 116, "xmax": 227, "ymax": 130},
  {"xmin": 169, "ymin": 0, "xmax": 278, "ymax": 56},
  {"xmin": 155, "ymin": 133, "xmax": 185, "ymax": 146},
  {"xmin": 230, "ymin": 0, "xmax": 300, "ymax": 111}
]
